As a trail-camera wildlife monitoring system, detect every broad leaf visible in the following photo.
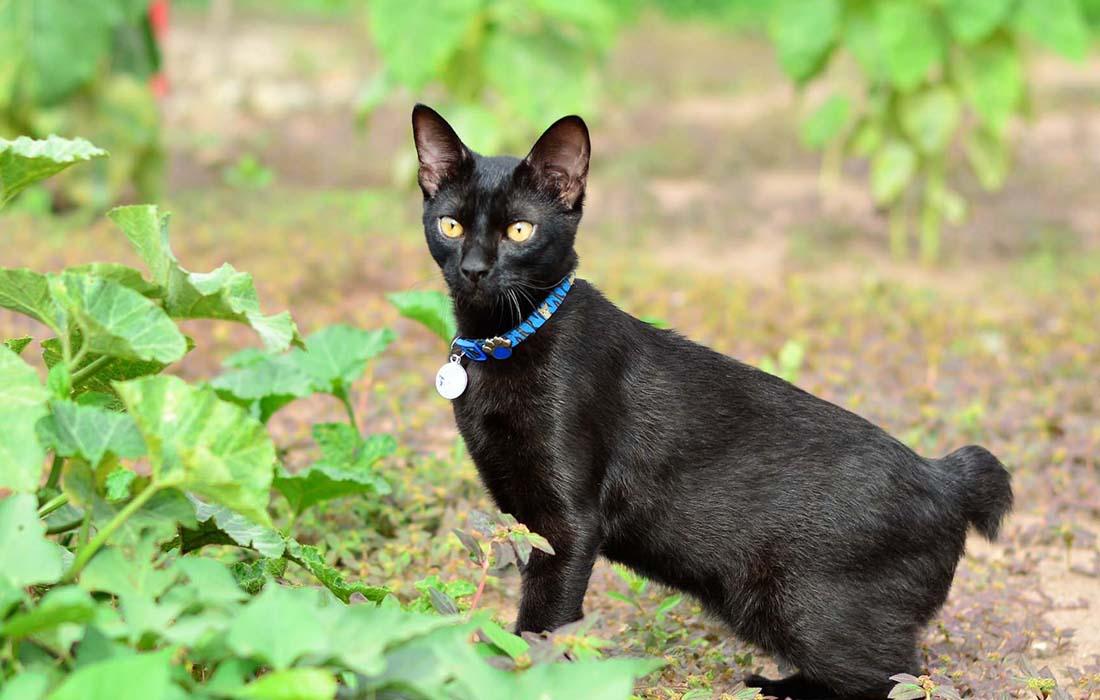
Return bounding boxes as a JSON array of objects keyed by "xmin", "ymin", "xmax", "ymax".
[
  {"xmin": 367, "ymin": 0, "xmax": 481, "ymax": 90},
  {"xmin": 47, "ymin": 648, "xmax": 173, "ymax": 700},
  {"xmin": 226, "ymin": 585, "xmax": 335, "ymax": 670},
  {"xmin": 115, "ymin": 375, "xmax": 276, "ymax": 525},
  {"xmin": 65, "ymin": 263, "xmax": 163, "ymax": 298},
  {"xmin": 801, "ymin": 94, "xmax": 851, "ymax": 149},
  {"xmin": 42, "ymin": 336, "xmax": 171, "ymax": 402},
  {"xmin": 0, "ymin": 268, "xmax": 60, "ymax": 330},
  {"xmin": 0, "ymin": 135, "xmax": 107, "ymax": 207},
  {"xmin": 0, "ymin": 585, "xmax": 95, "ymax": 639},
  {"xmin": 769, "ymin": 0, "xmax": 840, "ymax": 84},
  {"xmin": 942, "ymin": 0, "xmax": 1013, "ymax": 43},
  {"xmin": 900, "ymin": 87, "xmax": 960, "ymax": 154},
  {"xmin": 958, "ymin": 36, "xmax": 1022, "ymax": 133},
  {"xmin": 0, "ymin": 346, "xmax": 49, "ymax": 492},
  {"xmin": 505, "ymin": 658, "xmax": 665, "ymax": 700},
  {"xmin": 234, "ymin": 668, "xmax": 337, "ymax": 700},
  {"xmin": 37, "ymin": 399, "xmax": 146, "ymax": 467},
  {"xmin": 108, "ymin": 205, "xmax": 301, "ymax": 351},
  {"xmin": 876, "ymin": 0, "xmax": 943, "ymax": 91},
  {"xmin": 211, "ymin": 351, "xmax": 314, "ymax": 422},
  {"xmin": 187, "ymin": 496, "xmax": 286, "ymax": 558},
  {"xmin": 3, "ymin": 335, "xmax": 32, "ymax": 354},
  {"xmin": 328, "ymin": 605, "xmax": 456, "ymax": 676},
  {"xmin": 386, "ymin": 290, "xmax": 457, "ymax": 344},
  {"xmin": 871, "ymin": 140, "xmax": 917, "ymax": 205},
  {"xmin": 81, "ymin": 544, "xmax": 183, "ymax": 643},
  {"xmin": 47, "ymin": 272, "xmax": 187, "ymax": 363},
  {"xmin": 0, "ymin": 494, "xmax": 64, "ymax": 588},
  {"xmin": 284, "ymin": 541, "xmax": 389, "ymax": 604},
  {"xmin": 290, "ymin": 325, "xmax": 395, "ymax": 395},
  {"xmin": 275, "ymin": 425, "xmax": 393, "ymax": 516},
  {"xmin": 1013, "ymin": 0, "xmax": 1088, "ymax": 61}
]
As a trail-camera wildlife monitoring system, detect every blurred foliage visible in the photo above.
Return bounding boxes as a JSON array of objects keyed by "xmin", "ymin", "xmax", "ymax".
[
  {"xmin": 0, "ymin": 0, "xmax": 163, "ymax": 210},
  {"xmin": 768, "ymin": 0, "xmax": 1093, "ymax": 262},
  {"xmin": 360, "ymin": 0, "xmax": 638, "ymax": 174}
]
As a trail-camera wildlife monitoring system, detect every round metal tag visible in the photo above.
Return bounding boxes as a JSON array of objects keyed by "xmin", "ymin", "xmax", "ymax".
[{"xmin": 435, "ymin": 360, "xmax": 468, "ymax": 400}]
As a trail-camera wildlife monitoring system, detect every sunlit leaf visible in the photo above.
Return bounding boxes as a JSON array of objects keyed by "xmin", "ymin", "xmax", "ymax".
[
  {"xmin": 107, "ymin": 205, "xmax": 301, "ymax": 351},
  {"xmin": 942, "ymin": 0, "xmax": 1013, "ymax": 43},
  {"xmin": 284, "ymin": 540, "xmax": 388, "ymax": 604},
  {"xmin": 871, "ymin": 140, "xmax": 917, "ymax": 205},
  {"xmin": 115, "ymin": 375, "xmax": 276, "ymax": 525},
  {"xmin": 0, "ymin": 135, "xmax": 106, "ymax": 207},
  {"xmin": 187, "ymin": 496, "xmax": 286, "ymax": 558},
  {"xmin": 47, "ymin": 648, "xmax": 173, "ymax": 700},
  {"xmin": 47, "ymin": 272, "xmax": 187, "ymax": 363},
  {"xmin": 290, "ymin": 325, "xmax": 395, "ymax": 395},
  {"xmin": 875, "ymin": 0, "xmax": 943, "ymax": 91},
  {"xmin": 769, "ymin": 0, "xmax": 840, "ymax": 84},
  {"xmin": 0, "ymin": 268, "xmax": 60, "ymax": 331},
  {"xmin": 900, "ymin": 87, "xmax": 960, "ymax": 154},
  {"xmin": 386, "ymin": 290, "xmax": 457, "ymax": 344},
  {"xmin": 0, "ymin": 346, "xmax": 49, "ymax": 492},
  {"xmin": 0, "ymin": 585, "xmax": 95, "ymax": 639},
  {"xmin": 0, "ymin": 494, "xmax": 64, "ymax": 588},
  {"xmin": 234, "ymin": 668, "xmax": 337, "ymax": 700},
  {"xmin": 37, "ymin": 399, "xmax": 146, "ymax": 467},
  {"xmin": 226, "ymin": 585, "xmax": 334, "ymax": 670}
]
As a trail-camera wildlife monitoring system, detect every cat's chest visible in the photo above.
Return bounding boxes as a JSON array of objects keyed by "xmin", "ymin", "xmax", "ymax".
[{"xmin": 450, "ymin": 361, "xmax": 562, "ymax": 509}]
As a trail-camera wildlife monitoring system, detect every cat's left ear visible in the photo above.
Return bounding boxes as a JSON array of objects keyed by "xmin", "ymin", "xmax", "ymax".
[{"xmin": 523, "ymin": 115, "xmax": 590, "ymax": 209}]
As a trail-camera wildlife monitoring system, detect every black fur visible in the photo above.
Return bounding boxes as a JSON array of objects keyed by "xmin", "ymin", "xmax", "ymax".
[{"xmin": 410, "ymin": 104, "xmax": 1014, "ymax": 700}]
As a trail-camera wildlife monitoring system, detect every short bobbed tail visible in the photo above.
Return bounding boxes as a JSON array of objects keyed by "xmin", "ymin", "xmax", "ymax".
[{"xmin": 943, "ymin": 445, "xmax": 1013, "ymax": 540}]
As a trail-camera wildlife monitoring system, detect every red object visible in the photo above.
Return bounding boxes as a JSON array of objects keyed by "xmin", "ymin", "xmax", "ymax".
[{"xmin": 149, "ymin": 0, "xmax": 169, "ymax": 97}]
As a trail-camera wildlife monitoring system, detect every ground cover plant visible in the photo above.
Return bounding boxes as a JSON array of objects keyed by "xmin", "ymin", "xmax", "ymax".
[{"xmin": 0, "ymin": 139, "xmax": 662, "ymax": 699}]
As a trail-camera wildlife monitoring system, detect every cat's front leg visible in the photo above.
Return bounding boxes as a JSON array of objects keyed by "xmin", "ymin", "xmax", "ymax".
[{"xmin": 514, "ymin": 523, "xmax": 600, "ymax": 634}]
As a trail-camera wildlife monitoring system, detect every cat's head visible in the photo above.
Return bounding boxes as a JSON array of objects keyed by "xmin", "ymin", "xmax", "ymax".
[{"xmin": 411, "ymin": 104, "xmax": 589, "ymax": 329}]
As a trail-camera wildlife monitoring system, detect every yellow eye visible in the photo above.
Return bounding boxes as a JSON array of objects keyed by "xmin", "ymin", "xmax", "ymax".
[
  {"xmin": 506, "ymin": 221, "xmax": 535, "ymax": 242},
  {"xmin": 438, "ymin": 216, "xmax": 464, "ymax": 238}
]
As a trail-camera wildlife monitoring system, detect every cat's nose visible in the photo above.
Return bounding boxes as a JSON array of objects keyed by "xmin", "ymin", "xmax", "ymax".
[{"xmin": 460, "ymin": 259, "xmax": 490, "ymax": 284}]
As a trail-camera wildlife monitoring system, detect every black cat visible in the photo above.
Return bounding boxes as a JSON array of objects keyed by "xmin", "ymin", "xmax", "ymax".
[{"xmin": 410, "ymin": 104, "xmax": 1013, "ymax": 700}]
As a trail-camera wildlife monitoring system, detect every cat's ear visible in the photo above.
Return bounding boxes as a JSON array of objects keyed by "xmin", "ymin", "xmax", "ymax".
[
  {"xmin": 411, "ymin": 104, "xmax": 471, "ymax": 197},
  {"xmin": 523, "ymin": 115, "xmax": 590, "ymax": 209}
]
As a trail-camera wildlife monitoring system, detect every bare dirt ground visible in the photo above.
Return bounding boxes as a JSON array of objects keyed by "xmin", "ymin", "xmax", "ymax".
[{"xmin": 3, "ymin": 8, "xmax": 1098, "ymax": 698}]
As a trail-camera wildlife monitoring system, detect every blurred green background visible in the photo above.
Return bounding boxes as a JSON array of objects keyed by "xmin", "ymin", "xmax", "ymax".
[{"xmin": 2, "ymin": 2, "xmax": 1100, "ymax": 696}]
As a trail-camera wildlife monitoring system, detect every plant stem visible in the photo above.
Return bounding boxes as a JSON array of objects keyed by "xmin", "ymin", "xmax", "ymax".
[
  {"xmin": 45, "ymin": 454, "xmax": 64, "ymax": 490},
  {"xmin": 70, "ymin": 354, "xmax": 111, "ymax": 386},
  {"xmin": 467, "ymin": 555, "xmax": 492, "ymax": 614},
  {"xmin": 63, "ymin": 484, "xmax": 160, "ymax": 583},
  {"xmin": 47, "ymin": 517, "xmax": 84, "ymax": 536},
  {"xmin": 338, "ymin": 391, "xmax": 359, "ymax": 433},
  {"xmin": 37, "ymin": 493, "xmax": 69, "ymax": 518}
]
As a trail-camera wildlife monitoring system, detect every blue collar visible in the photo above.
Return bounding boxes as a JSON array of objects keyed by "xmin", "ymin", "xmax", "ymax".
[{"xmin": 451, "ymin": 272, "xmax": 576, "ymax": 362}]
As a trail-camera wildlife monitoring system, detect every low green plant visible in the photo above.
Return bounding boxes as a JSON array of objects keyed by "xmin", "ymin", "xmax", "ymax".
[
  {"xmin": 769, "ymin": 0, "xmax": 1092, "ymax": 262},
  {"xmin": 0, "ymin": 137, "xmax": 661, "ymax": 699}
]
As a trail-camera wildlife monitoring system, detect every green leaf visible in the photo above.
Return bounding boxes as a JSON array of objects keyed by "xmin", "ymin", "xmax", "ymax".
[
  {"xmin": 0, "ymin": 670, "xmax": 52, "ymax": 700},
  {"xmin": 900, "ymin": 87, "xmax": 960, "ymax": 154},
  {"xmin": 105, "ymin": 468, "xmax": 137, "ymax": 501},
  {"xmin": 0, "ymin": 494, "xmax": 64, "ymax": 588},
  {"xmin": 1013, "ymin": 0, "xmax": 1088, "ymax": 61},
  {"xmin": 328, "ymin": 605, "xmax": 456, "ymax": 676},
  {"xmin": 175, "ymin": 557, "xmax": 248, "ymax": 607},
  {"xmin": 47, "ymin": 272, "xmax": 187, "ymax": 363},
  {"xmin": 0, "ymin": 268, "xmax": 60, "ymax": 331},
  {"xmin": 47, "ymin": 648, "xmax": 173, "ymax": 700},
  {"xmin": 284, "ymin": 540, "xmax": 389, "ymax": 604},
  {"xmin": 80, "ymin": 543, "xmax": 183, "ymax": 643},
  {"xmin": 386, "ymin": 290, "xmax": 457, "ymax": 344},
  {"xmin": 211, "ymin": 351, "xmax": 314, "ymax": 422},
  {"xmin": 876, "ymin": 0, "xmax": 943, "ymax": 91},
  {"xmin": 230, "ymin": 558, "xmax": 287, "ymax": 596},
  {"xmin": 958, "ymin": 36, "xmax": 1023, "ymax": 133},
  {"xmin": 942, "ymin": 0, "xmax": 1013, "ymax": 43},
  {"xmin": 0, "ymin": 136, "xmax": 107, "ymax": 207},
  {"xmin": 43, "ymin": 336, "xmax": 173, "ymax": 403},
  {"xmin": 226, "ymin": 585, "xmax": 335, "ymax": 670},
  {"xmin": 0, "ymin": 346, "xmax": 49, "ymax": 492},
  {"xmin": 367, "ymin": 0, "xmax": 482, "ymax": 90},
  {"xmin": 233, "ymin": 668, "xmax": 337, "ymax": 700},
  {"xmin": 842, "ymin": 1, "xmax": 885, "ymax": 80},
  {"xmin": 966, "ymin": 125, "xmax": 1010, "ymax": 190},
  {"xmin": 483, "ymin": 32, "xmax": 598, "ymax": 125},
  {"xmin": 37, "ymin": 399, "xmax": 146, "ymax": 467},
  {"xmin": 188, "ymin": 496, "xmax": 286, "ymax": 558},
  {"xmin": 871, "ymin": 140, "xmax": 917, "ymax": 205},
  {"xmin": 275, "ymin": 425, "xmax": 394, "ymax": 516},
  {"xmin": 0, "ymin": 585, "xmax": 96, "ymax": 639},
  {"xmin": 65, "ymin": 263, "xmax": 163, "ymax": 298},
  {"xmin": 3, "ymin": 335, "xmax": 32, "ymax": 354},
  {"xmin": 769, "ymin": 0, "xmax": 840, "ymax": 84},
  {"xmin": 479, "ymin": 619, "xmax": 529, "ymax": 660},
  {"xmin": 115, "ymin": 375, "xmax": 276, "ymax": 525},
  {"xmin": 107, "ymin": 205, "xmax": 301, "ymax": 351},
  {"xmin": 291, "ymin": 325, "xmax": 395, "ymax": 395},
  {"xmin": 801, "ymin": 94, "xmax": 851, "ymax": 149}
]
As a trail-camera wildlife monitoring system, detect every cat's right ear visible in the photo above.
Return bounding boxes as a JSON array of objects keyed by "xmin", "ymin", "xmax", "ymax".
[{"xmin": 412, "ymin": 104, "xmax": 471, "ymax": 198}]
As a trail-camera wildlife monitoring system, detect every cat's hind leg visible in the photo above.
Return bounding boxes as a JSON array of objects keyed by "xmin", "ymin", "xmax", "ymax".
[{"xmin": 743, "ymin": 671, "xmax": 839, "ymax": 700}]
